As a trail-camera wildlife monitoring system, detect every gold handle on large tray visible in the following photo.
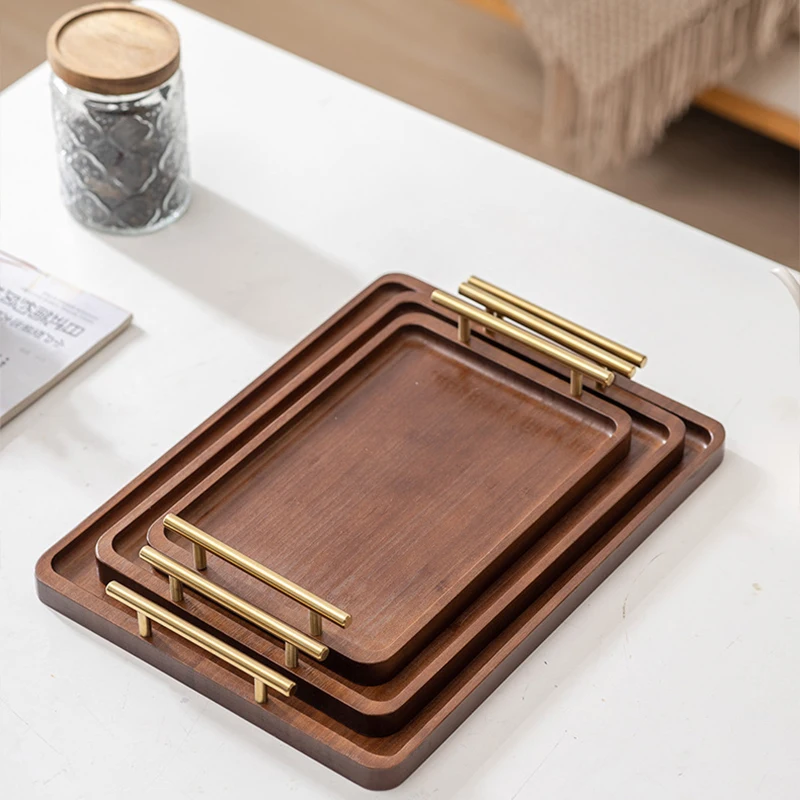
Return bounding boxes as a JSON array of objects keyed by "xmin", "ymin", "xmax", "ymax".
[
  {"xmin": 139, "ymin": 546, "xmax": 329, "ymax": 668},
  {"xmin": 458, "ymin": 282, "xmax": 637, "ymax": 378},
  {"xmin": 431, "ymin": 289, "xmax": 613, "ymax": 397},
  {"xmin": 105, "ymin": 581, "xmax": 295, "ymax": 702},
  {"xmin": 464, "ymin": 276, "xmax": 647, "ymax": 368},
  {"xmin": 163, "ymin": 514, "xmax": 351, "ymax": 636}
]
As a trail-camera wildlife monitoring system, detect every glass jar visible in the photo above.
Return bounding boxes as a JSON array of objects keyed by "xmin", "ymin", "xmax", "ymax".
[{"xmin": 47, "ymin": 4, "xmax": 190, "ymax": 234}]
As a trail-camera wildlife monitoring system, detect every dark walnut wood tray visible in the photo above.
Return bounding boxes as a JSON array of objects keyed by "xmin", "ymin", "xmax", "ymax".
[
  {"xmin": 95, "ymin": 292, "xmax": 686, "ymax": 737},
  {"xmin": 136, "ymin": 312, "xmax": 630, "ymax": 681},
  {"xmin": 36, "ymin": 274, "xmax": 724, "ymax": 789}
]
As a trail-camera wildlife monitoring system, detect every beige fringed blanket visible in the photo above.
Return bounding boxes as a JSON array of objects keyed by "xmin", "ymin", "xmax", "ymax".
[{"xmin": 510, "ymin": 0, "xmax": 799, "ymax": 171}]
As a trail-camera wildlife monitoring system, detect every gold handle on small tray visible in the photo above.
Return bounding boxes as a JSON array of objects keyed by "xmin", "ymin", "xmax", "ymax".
[
  {"xmin": 430, "ymin": 289, "xmax": 614, "ymax": 397},
  {"xmin": 163, "ymin": 514, "xmax": 351, "ymax": 636},
  {"xmin": 464, "ymin": 276, "xmax": 647, "ymax": 368},
  {"xmin": 105, "ymin": 581, "xmax": 295, "ymax": 702},
  {"xmin": 458, "ymin": 282, "xmax": 637, "ymax": 378},
  {"xmin": 139, "ymin": 546, "xmax": 329, "ymax": 668}
]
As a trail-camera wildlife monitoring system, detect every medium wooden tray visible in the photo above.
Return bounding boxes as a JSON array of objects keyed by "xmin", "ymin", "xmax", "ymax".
[
  {"xmin": 121, "ymin": 294, "xmax": 684, "ymax": 735},
  {"xmin": 136, "ymin": 313, "xmax": 629, "ymax": 681},
  {"xmin": 37, "ymin": 274, "xmax": 724, "ymax": 789}
]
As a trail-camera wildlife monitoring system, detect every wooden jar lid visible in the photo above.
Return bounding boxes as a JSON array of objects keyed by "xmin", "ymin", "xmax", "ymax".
[{"xmin": 47, "ymin": 3, "xmax": 181, "ymax": 95}]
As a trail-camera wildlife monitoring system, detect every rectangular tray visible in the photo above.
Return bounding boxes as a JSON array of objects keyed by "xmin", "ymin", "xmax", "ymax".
[
  {"xmin": 127, "ymin": 293, "xmax": 684, "ymax": 734},
  {"xmin": 37, "ymin": 274, "xmax": 724, "ymax": 789},
  {"xmin": 138, "ymin": 312, "xmax": 630, "ymax": 680}
]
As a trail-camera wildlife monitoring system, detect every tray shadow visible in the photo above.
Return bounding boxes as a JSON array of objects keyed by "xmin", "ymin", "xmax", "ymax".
[{"xmin": 101, "ymin": 185, "xmax": 362, "ymax": 345}]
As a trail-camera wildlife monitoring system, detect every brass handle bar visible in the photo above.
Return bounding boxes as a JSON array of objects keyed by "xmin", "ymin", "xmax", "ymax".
[
  {"xmin": 466, "ymin": 276, "xmax": 647, "ymax": 368},
  {"xmin": 139, "ymin": 546, "xmax": 329, "ymax": 668},
  {"xmin": 163, "ymin": 514, "xmax": 351, "ymax": 636},
  {"xmin": 458, "ymin": 282, "xmax": 637, "ymax": 378},
  {"xmin": 105, "ymin": 581, "xmax": 295, "ymax": 703},
  {"xmin": 430, "ymin": 289, "xmax": 613, "ymax": 396}
]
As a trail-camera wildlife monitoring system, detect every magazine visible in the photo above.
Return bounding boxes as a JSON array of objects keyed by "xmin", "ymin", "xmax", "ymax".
[{"xmin": 0, "ymin": 250, "xmax": 132, "ymax": 426}]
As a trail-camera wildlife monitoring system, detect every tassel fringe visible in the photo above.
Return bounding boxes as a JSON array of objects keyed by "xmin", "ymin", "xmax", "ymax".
[{"xmin": 512, "ymin": 0, "xmax": 798, "ymax": 173}]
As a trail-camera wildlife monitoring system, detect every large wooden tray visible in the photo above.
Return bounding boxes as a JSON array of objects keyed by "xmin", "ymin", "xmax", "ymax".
[
  {"xmin": 121, "ymin": 293, "xmax": 684, "ymax": 735},
  {"xmin": 36, "ymin": 274, "xmax": 724, "ymax": 789}
]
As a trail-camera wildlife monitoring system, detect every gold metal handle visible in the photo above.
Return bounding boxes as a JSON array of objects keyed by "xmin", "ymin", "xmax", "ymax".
[
  {"xmin": 105, "ymin": 581, "xmax": 295, "ymax": 703},
  {"xmin": 465, "ymin": 276, "xmax": 647, "ymax": 368},
  {"xmin": 458, "ymin": 282, "xmax": 637, "ymax": 378},
  {"xmin": 430, "ymin": 289, "xmax": 614, "ymax": 396},
  {"xmin": 139, "ymin": 546, "xmax": 329, "ymax": 668},
  {"xmin": 163, "ymin": 514, "xmax": 352, "ymax": 636}
]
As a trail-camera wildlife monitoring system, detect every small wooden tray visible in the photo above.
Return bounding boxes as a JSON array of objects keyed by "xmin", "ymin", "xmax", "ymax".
[
  {"xmin": 37, "ymin": 274, "xmax": 724, "ymax": 789},
  {"xmin": 101, "ymin": 311, "xmax": 631, "ymax": 681}
]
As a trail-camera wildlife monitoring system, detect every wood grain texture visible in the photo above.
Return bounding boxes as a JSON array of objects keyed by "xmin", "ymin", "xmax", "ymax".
[
  {"xmin": 36, "ymin": 274, "xmax": 724, "ymax": 789},
  {"xmin": 138, "ymin": 314, "xmax": 629, "ymax": 681},
  {"xmin": 124, "ymin": 295, "xmax": 684, "ymax": 736},
  {"xmin": 47, "ymin": 3, "xmax": 180, "ymax": 94}
]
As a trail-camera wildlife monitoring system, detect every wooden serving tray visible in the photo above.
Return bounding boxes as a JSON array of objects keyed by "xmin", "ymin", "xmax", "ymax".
[
  {"xmin": 137, "ymin": 313, "xmax": 629, "ymax": 681},
  {"xmin": 37, "ymin": 274, "xmax": 724, "ymax": 789},
  {"xmin": 116, "ymin": 293, "xmax": 685, "ymax": 735}
]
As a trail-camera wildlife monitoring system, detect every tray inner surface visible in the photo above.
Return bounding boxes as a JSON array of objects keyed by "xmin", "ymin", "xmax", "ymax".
[{"xmin": 156, "ymin": 321, "xmax": 630, "ymax": 674}]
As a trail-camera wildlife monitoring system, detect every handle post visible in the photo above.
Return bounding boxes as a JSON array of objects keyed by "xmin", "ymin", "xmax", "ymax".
[
  {"xmin": 192, "ymin": 543, "xmax": 207, "ymax": 570},
  {"xmin": 137, "ymin": 611, "xmax": 151, "ymax": 638}
]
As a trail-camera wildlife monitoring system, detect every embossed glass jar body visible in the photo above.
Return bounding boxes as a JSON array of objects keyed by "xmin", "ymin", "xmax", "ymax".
[{"xmin": 50, "ymin": 71, "xmax": 190, "ymax": 234}]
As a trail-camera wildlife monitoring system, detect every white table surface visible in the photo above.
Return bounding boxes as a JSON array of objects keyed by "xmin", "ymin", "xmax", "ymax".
[{"xmin": 1, "ymin": 2, "xmax": 798, "ymax": 798}]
